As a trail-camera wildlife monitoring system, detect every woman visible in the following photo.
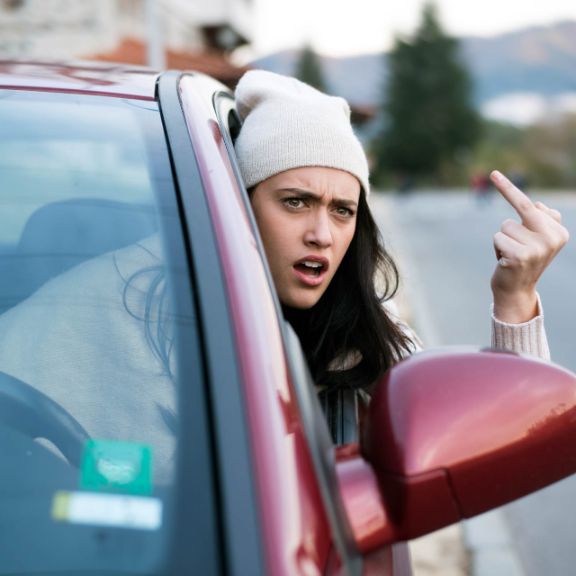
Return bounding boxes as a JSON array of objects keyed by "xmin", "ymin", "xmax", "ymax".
[{"xmin": 233, "ymin": 70, "xmax": 568, "ymax": 432}]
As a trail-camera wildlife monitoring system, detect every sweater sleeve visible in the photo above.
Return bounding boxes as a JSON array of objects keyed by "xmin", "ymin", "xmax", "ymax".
[{"xmin": 491, "ymin": 293, "xmax": 550, "ymax": 361}]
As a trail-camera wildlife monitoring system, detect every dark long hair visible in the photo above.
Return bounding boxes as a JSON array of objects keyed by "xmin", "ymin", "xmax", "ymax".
[
  {"xmin": 116, "ymin": 244, "xmax": 178, "ymax": 436},
  {"xmin": 283, "ymin": 192, "xmax": 416, "ymax": 393}
]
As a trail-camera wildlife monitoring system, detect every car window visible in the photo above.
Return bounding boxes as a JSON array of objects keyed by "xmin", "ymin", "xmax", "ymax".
[{"xmin": 0, "ymin": 90, "xmax": 211, "ymax": 574}]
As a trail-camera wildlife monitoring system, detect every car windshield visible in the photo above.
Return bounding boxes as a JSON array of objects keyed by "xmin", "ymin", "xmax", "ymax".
[{"xmin": 0, "ymin": 90, "xmax": 194, "ymax": 574}]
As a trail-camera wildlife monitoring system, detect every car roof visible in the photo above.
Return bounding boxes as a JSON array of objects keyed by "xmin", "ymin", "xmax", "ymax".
[{"xmin": 0, "ymin": 60, "xmax": 159, "ymax": 101}]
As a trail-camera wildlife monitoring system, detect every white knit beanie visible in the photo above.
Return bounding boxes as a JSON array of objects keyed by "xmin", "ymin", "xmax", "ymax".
[{"xmin": 234, "ymin": 70, "xmax": 370, "ymax": 196}]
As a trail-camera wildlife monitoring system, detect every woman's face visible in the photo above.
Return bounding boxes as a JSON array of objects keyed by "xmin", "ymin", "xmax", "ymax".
[{"xmin": 250, "ymin": 166, "xmax": 361, "ymax": 309}]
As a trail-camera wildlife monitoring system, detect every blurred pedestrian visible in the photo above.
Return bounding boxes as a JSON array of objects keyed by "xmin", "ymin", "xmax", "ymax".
[{"xmin": 471, "ymin": 170, "xmax": 492, "ymax": 204}]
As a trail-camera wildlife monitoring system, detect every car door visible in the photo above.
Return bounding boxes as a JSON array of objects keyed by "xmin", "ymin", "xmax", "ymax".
[
  {"xmin": 215, "ymin": 81, "xmax": 414, "ymax": 576},
  {"xmin": 179, "ymin": 72, "xmax": 413, "ymax": 576}
]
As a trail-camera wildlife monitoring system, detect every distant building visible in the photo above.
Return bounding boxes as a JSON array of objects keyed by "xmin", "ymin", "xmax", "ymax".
[
  {"xmin": 115, "ymin": 0, "xmax": 251, "ymax": 54},
  {"xmin": 0, "ymin": 0, "xmax": 118, "ymax": 58},
  {"xmin": 0, "ymin": 0, "xmax": 252, "ymax": 85}
]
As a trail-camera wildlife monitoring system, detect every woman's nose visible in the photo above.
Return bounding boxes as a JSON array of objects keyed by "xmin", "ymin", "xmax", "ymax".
[{"xmin": 304, "ymin": 211, "xmax": 333, "ymax": 248}]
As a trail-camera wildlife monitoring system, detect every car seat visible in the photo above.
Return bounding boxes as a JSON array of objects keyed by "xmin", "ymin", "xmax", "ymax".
[{"xmin": 0, "ymin": 198, "xmax": 158, "ymax": 311}]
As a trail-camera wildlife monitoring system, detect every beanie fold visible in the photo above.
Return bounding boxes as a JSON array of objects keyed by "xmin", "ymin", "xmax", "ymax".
[{"xmin": 234, "ymin": 70, "xmax": 370, "ymax": 195}]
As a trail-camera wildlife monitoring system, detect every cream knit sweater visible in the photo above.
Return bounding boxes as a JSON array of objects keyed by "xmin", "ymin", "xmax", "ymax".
[
  {"xmin": 385, "ymin": 296, "xmax": 550, "ymax": 361},
  {"xmin": 491, "ymin": 294, "xmax": 549, "ymax": 360},
  {"xmin": 0, "ymin": 236, "xmax": 177, "ymax": 483}
]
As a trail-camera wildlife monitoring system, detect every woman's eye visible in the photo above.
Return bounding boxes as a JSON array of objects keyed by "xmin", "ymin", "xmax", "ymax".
[
  {"xmin": 335, "ymin": 207, "xmax": 354, "ymax": 217},
  {"xmin": 284, "ymin": 198, "xmax": 304, "ymax": 209}
]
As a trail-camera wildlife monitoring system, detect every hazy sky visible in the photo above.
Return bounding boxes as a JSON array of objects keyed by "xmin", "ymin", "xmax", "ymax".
[{"xmin": 250, "ymin": 0, "xmax": 576, "ymax": 58}]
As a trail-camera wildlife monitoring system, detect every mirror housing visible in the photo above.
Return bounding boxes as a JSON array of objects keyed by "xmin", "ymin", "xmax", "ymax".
[{"xmin": 337, "ymin": 348, "xmax": 576, "ymax": 552}]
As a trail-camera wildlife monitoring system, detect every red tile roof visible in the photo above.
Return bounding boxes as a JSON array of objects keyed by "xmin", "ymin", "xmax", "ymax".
[{"xmin": 86, "ymin": 37, "xmax": 249, "ymax": 88}]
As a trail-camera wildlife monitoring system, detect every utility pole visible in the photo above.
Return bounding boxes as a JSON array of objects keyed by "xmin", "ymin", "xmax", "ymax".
[{"xmin": 145, "ymin": 0, "xmax": 165, "ymax": 69}]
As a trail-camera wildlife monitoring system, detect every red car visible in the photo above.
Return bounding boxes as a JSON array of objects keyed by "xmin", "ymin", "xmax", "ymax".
[{"xmin": 1, "ymin": 61, "xmax": 575, "ymax": 576}]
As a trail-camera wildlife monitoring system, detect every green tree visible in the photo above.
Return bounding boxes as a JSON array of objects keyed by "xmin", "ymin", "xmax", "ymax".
[
  {"xmin": 295, "ymin": 44, "xmax": 327, "ymax": 93},
  {"xmin": 521, "ymin": 114, "xmax": 576, "ymax": 187},
  {"xmin": 373, "ymin": 2, "xmax": 481, "ymax": 185}
]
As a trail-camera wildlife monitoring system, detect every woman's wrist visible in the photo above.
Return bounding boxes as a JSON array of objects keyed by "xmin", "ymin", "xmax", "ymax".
[{"xmin": 492, "ymin": 289, "xmax": 539, "ymax": 324}]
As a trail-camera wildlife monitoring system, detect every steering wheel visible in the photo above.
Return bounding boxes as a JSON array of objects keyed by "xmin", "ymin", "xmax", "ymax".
[{"xmin": 0, "ymin": 371, "xmax": 90, "ymax": 467}]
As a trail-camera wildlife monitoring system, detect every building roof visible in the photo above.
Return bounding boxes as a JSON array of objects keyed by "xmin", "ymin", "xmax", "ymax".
[{"xmin": 89, "ymin": 37, "xmax": 248, "ymax": 89}]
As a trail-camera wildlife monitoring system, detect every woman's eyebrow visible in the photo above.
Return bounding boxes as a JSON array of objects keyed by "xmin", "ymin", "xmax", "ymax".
[
  {"xmin": 333, "ymin": 198, "xmax": 359, "ymax": 208},
  {"xmin": 277, "ymin": 187, "xmax": 317, "ymax": 197},
  {"xmin": 277, "ymin": 188, "xmax": 358, "ymax": 207}
]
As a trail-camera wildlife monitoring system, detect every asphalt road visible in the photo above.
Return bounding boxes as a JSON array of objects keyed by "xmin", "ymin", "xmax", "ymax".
[{"xmin": 370, "ymin": 189, "xmax": 576, "ymax": 576}]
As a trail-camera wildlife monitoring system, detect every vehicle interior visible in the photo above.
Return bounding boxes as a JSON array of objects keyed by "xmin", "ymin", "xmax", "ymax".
[{"xmin": 0, "ymin": 88, "xmax": 182, "ymax": 574}]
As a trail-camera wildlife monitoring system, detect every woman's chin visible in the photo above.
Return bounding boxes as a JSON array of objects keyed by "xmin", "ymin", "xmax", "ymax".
[{"xmin": 280, "ymin": 289, "xmax": 323, "ymax": 310}]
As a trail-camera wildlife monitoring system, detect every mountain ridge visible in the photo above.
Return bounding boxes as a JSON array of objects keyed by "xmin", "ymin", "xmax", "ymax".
[{"xmin": 250, "ymin": 19, "xmax": 576, "ymax": 119}]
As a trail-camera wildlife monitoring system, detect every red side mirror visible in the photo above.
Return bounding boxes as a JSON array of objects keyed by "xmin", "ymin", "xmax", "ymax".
[{"xmin": 337, "ymin": 348, "xmax": 576, "ymax": 551}]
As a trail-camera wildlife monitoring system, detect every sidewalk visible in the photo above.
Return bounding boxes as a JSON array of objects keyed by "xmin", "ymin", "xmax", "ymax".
[
  {"xmin": 410, "ymin": 525, "xmax": 469, "ymax": 576},
  {"xmin": 409, "ymin": 512, "xmax": 526, "ymax": 576},
  {"xmin": 369, "ymin": 193, "xmax": 525, "ymax": 576}
]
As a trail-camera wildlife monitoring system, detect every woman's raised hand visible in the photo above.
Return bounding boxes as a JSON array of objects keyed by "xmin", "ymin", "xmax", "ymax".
[{"xmin": 490, "ymin": 170, "xmax": 569, "ymax": 323}]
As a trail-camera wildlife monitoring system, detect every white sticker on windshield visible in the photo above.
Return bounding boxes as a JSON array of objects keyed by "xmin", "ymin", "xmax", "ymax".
[{"xmin": 52, "ymin": 491, "xmax": 162, "ymax": 530}]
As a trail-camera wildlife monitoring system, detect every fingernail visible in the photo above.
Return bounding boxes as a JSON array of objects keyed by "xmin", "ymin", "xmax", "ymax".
[{"xmin": 491, "ymin": 170, "xmax": 503, "ymax": 181}]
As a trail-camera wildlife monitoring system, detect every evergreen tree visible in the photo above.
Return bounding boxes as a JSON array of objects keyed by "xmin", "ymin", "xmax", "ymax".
[
  {"xmin": 295, "ymin": 44, "xmax": 328, "ymax": 93},
  {"xmin": 373, "ymin": 2, "xmax": 481, "ymax": 184}
]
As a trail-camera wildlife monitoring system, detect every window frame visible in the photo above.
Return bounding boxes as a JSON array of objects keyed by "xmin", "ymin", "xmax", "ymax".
[
  {"xmin": 159, "ymin": 71, "xmax": 265, "ymax": 576},
  {"xmin": 213, "ymin": 89, "xmax": 366, "ymax": 576}
]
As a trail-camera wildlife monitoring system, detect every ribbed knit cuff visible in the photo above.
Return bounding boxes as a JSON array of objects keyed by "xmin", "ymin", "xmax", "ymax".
[{"xmin": 491, "ymin": 293, "xmax": 550, "ymax": 361}]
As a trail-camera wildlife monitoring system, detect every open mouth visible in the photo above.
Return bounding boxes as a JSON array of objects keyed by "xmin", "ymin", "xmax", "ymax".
[
  {"xmin": 293, "ymin": 258, "xmax": 329, "ymax": 286},
  {"xmin": 294, "ymin": 260, "xmax": 325, "ymax": 278}
]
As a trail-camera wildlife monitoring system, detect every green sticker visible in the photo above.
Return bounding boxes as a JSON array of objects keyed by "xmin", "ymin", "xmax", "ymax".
[{"xmin": 80, "ymin": 440, "xmax": 153, "ymax": 495}]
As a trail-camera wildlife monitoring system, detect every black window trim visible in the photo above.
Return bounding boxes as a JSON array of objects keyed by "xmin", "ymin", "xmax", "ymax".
[{"xmin": 158, "ymin": 71, "xmax": 265, "ymax": 576}]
